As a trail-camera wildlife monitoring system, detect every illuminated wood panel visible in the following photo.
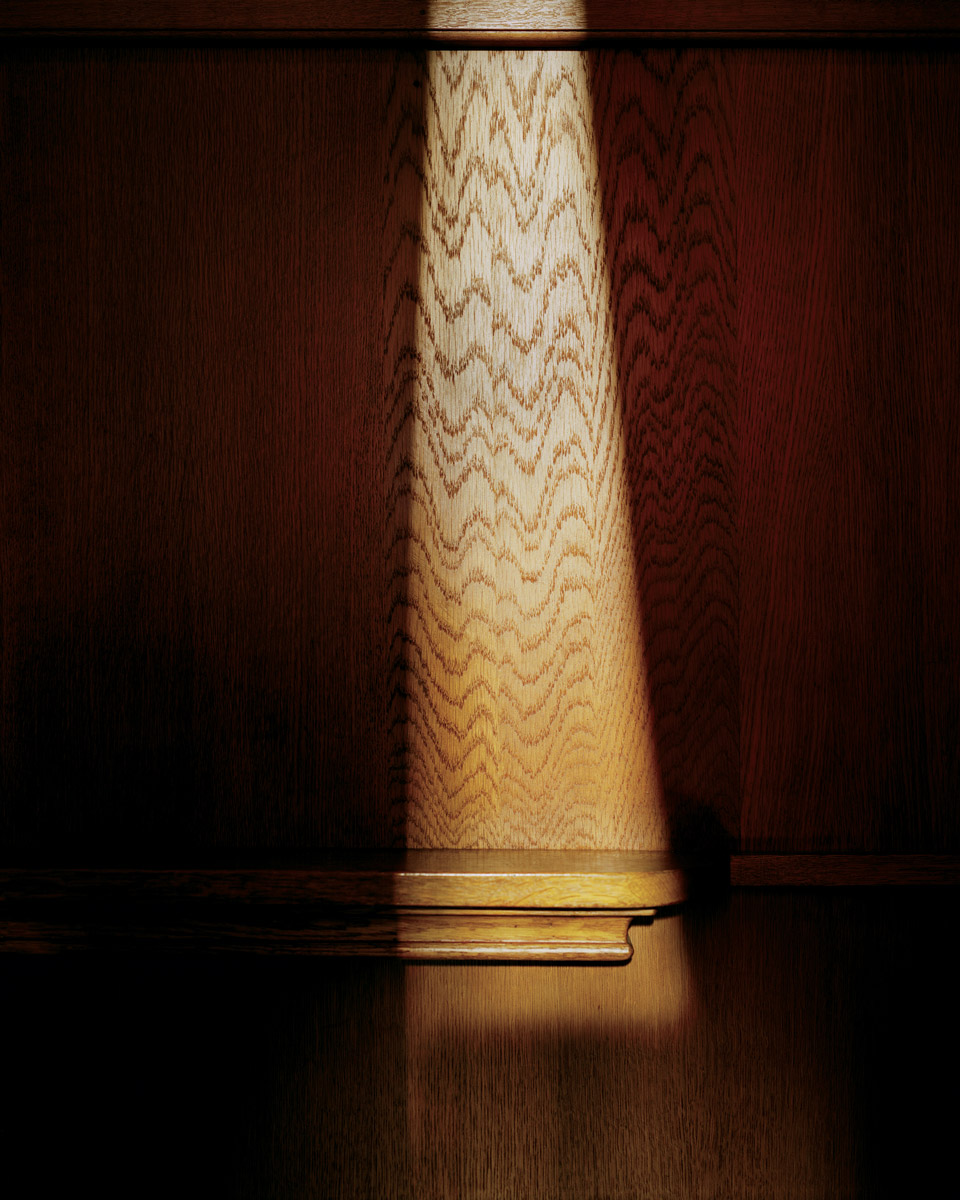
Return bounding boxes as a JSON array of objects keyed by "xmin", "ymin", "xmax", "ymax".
[
  {"xmin": 384, "ymin": 49, "xmax": 737, "ymax": 848},
  {"xmin": 386, "ymin": 50, "xmax": 650, "ymax": 847}
]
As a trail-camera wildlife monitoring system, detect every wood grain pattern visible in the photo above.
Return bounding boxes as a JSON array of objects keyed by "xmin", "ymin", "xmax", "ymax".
[
  {"xmin": 0, "ymin": 48, "xmax": 402, "ymax": 851},
  {"xmin": 593, "ymin": 48, "xmax": 739, "ymax": 849},
  {"xmin": 386, "ymin": 50, "xmax": 670, "ymax": 848},
  {"xmin": 5, "ymin": 0, "xmax": 960, "ymax": 38},
  {"xmin": 0, "ymin": 851, "xmax": 693, "ymax": 908},
  {"xmin": 383, "ymin": 49, "xmax": 737, "ymax": 849},
  {"xmin": 4, "ymin": 46, "xmax": 959, "ymax": 861},
  {"xmin": 4, "ymin": 40, "xmax": 960, "ymax": 1200},
  {"xmin": 6, "ymin": 892, "xmax": 946, "ymax": 1197},
  {"xmin": 738, "ymin": 50, "xmax": 960, "ymax": 851},
  {"xmin": 2, "ymin": 48, "xmax": 736, "ymax": 854},
  {"xmin": 731, "ymin": 853, "xmax": 960, "ymax": 886}
]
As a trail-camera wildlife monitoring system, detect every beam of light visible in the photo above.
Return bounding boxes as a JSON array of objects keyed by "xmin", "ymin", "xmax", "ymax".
[
  {"xmin": 389, "ymin": 48, "xmax": 668, "ymax": 852},
  {"xmin": 380, "ymin": 46, "xmax": 691, "ymax": 1084}
]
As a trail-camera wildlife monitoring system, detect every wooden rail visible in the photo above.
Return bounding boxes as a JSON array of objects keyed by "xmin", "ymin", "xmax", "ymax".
[
  {"xmin": 2, "ymin": 1, "xmax": 958, "ymax": 39},
  {"xmin": 0, "ymin": 851, "xmax": 697, "ymax": 962},
  {"xmin": 730, "ymin": 854, "xmax": 960, "ymax": 887}
]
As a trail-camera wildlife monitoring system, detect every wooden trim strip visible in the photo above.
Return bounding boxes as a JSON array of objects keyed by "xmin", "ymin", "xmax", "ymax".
[
  {"xmin": 0, "ymin": 910, "xmax": 652, "ymax": 961},
  {"xmin": 3, "ymin": 1, "xmax": 959, "ymax": 39},
  {"xmin": 0, "ymin": 851, "xmax": 691, "ymax": 961},
  {"xmin": 0, "ymin": 851, "xmax": 691, "ymax": 910},
  {"xmin": 730, "ymin": 854, "xmax": 960, "ymax": 887}
]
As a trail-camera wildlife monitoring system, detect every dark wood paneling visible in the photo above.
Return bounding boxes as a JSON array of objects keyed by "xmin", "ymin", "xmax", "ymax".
[
  {"xmin": 738, "ymin": 50, "xmax": 960, "ymax": 851},
  {"xmin": 593, "ymin": 49, "xmax": 739, "ymax": 849},
  {"xmin": 731, "ymin": 852, "xmax": 960, "ymax": 886},
  {"xmin": 0, "ymin": 48, "xmax": 399, "ymax": 851},
  {"xmin": 0, "ymin": 957, "xmax": 410, "ymax": 1200}
]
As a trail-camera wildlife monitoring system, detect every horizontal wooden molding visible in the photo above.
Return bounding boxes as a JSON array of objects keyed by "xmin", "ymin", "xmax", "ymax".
[
  {"xmin": 730, "ymin": 854, "xmax": 960, "ymax": 887},
  {"xmin": 0, "ymin": 851, "xmax": 694, "ymax": 908},
  {"xmin": 0, "ymin": 910, "xmax": 652, "ymax": 962},
  {"xmin": 3, "ymin": 1, "xmax": 958, "ymax": 39},
  {"xmin": 0, "ymin": 851, "xmax": 697, "ymax": 962}
]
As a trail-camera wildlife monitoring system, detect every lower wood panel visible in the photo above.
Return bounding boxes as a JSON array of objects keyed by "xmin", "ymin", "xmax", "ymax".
[
  {"xmin": 738, "ymin": 49, "xmax": 960, "ymax": 851},
  {"xmin": 0, "ymin": 48, "xmax": 400, "ymax": 852},
  {"xmin": 3, "ymin": 45, "xmax": 958, "ymax": 855},
  {"xmin": 3, "ymin": 891, "xmax": 956, "ymax": 1199},
  {"xmin": 1, "ymin": 47, "xmax": 738, "ymax": 854}
]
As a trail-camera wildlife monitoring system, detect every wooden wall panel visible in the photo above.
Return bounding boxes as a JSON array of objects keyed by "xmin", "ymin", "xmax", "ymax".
[
  {"xmin": 5, "ymin": 892, "xmax": 957, "ymax": 1198},
  {"xmin": 3, "ymin": 45, "xmax": 958, "ymax": 856},
  {"xmin": 738, "ymin": 51, "xmax": 960, "ymax": 851},
  {"xmin": 3, "ymin": 47, "xmax": 740, "ymax": 853},
  {"xmin": 1, "ymin": 49, "xmax": 401, "ymax": 851},
  {"xmin": 6, "ymin": 1, "xmax": 960, "ymax": 38}
]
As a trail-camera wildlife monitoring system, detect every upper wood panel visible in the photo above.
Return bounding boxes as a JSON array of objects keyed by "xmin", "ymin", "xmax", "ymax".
[
  {"xmin": 3, "ymin": 1, "xmax": 960, "ymax": 39},
  {"xmin": 1, "ymin": 47, "xmax": 736, "ymax": 853},
  {"xmin": 381, "ymin": 49, "xmax": 736, "ymax": 848},
  {"xmin": 3, "ymin": 46, "xmax": 958, "ymax": 855}
]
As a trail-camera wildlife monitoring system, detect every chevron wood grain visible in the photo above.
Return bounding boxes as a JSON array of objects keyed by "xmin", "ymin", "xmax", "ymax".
[
  {"xmin": 382, "ymin": 50, "xmax": 735, "ymax": 849},
  {"xmin": 384, "ymin": 48, "xmax": 653, "ymax": 848}
]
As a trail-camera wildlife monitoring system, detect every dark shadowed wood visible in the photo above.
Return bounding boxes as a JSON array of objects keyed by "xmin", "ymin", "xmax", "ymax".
[
  {"xmin": 0, "ymin": 956, "xmax": 411, "ymax": 1199},
  {"xmin": 396, "ymin": 890, "xmax": 960, "ymax": 1197},
  {"xmin": 0, "ymin": 48, "xmax": 402, "ymax": 852},
  {"xmin": 731, "ymin": 853, "xmax": 960, "ymax": 886},
  {"xmin": 592, "ymin": 49, "xmax": 739, "ymax": 850},
  {"xmin": 7, "ymin": 893, "xmax": 944, "ymax": 1197},
  {"xmin": 738, "ymin": 49, "xmax": 960, "ymax": 851},
  {"xmin": 4, "ymin": 0, "xmax": 960, "ymax": 39}
]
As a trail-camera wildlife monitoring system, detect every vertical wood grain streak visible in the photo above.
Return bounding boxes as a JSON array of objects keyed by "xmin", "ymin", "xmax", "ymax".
[{"xmin": 738, "ymin": 50, "xmax": 960, "ymax": 851}]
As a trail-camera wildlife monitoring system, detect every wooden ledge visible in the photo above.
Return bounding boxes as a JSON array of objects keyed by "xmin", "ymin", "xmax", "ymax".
[{"xmin": 0, "ymin": 851, "xmax": 699, "ymax": 963}]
